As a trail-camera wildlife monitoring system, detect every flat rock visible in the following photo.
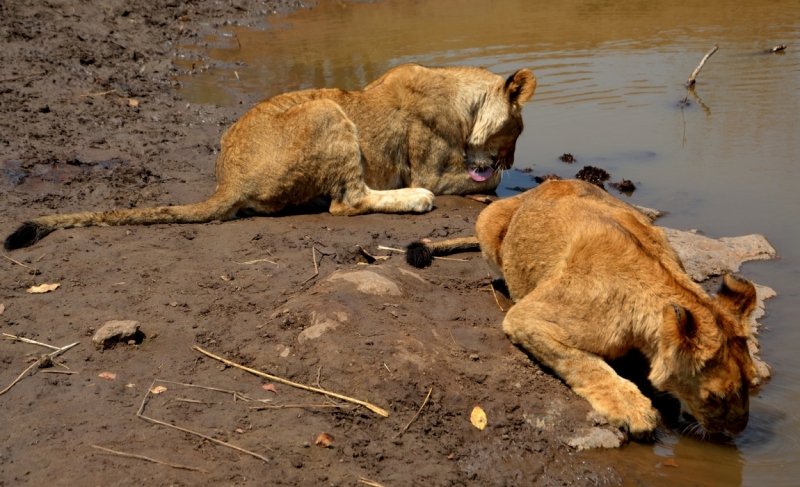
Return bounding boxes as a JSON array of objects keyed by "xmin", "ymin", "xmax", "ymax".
[
  {"xmin": 662, "ymin": 228, "xmax": 776, "ymax": 282},
  {"xmin": 565, "ymin": 427, "xmax": 626, "ymax": 451},
  {"xmin": 297, "ymin": 311, "xmax": 348, "ymax": 344},
  {"xmin": 92, "ymin": 320, "xmax": 140, "ymax": 349},
  {"xmin": 327, "ymin": 270, "xmax": 402, "ymax": 296}
]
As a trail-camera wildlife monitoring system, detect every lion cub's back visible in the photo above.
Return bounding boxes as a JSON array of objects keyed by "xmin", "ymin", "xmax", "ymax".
[{"xmin": 501, "ymin": 180, "xmax": 678, "ymax": 300}]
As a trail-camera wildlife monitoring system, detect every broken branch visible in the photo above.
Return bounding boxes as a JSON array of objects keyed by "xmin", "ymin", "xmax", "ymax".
[
  {"xmin": 92, "ymin": 445, "xmax": 208, "ymax": 473},
  {"xmin": 193, "ymin": 346, "xmax": 389, "ymax": 417},
  {"xmin": 393, "ymin": 387, "xmax": 433, "ymax": 439}
]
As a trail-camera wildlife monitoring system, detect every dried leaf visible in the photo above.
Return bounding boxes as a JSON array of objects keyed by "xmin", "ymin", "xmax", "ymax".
[
  {"xmin": 470, "ymin": 406, "xmax": 487, "ymax": 430},
  {"xmin": 315, "ymin": 432, "xmax": 334, "ymax": 448},
  {"xmin": 0, "ymin": 303, "xmax": 4, "ymax": 315},
  {"xmin": 98, "ymin": 372, "xmax": 117, "ymax": 381},
  {"xmin": 27, "ymin": 283, "xmax": 60, "ymax": 294},
  {"xmin": 261, "ymin": 383, "xmax": 279, "ymax": 395},
  {"xmin": 150, "ymin": 385, "xmax": 167, "ymax": 394},
  {"xmin": 128, "ymin": 98, "xmax": 139, "ymax": 107},
  {"xmin": 125, "ymin": 383, "xmax": 136, "ymax": 388},
  {"xmin": 662, "ymin": 458, "xmax": 679, "ymax": 468},
  {"xmin": 235, "ymin": 428, "xmax": 245, "ymax": 434}
]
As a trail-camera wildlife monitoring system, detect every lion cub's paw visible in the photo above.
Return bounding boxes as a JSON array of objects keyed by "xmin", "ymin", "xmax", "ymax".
[
  {"xmin": 402, "ymin": 188, "xmax": 435, "ymax": 213},
  {"xmin": 584, "ymin": 382, "xmax": 659, "ymax": 439}
]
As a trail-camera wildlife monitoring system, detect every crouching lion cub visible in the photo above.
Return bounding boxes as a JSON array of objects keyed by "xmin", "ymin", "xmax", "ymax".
[
  {"xmin": 5, "ymin": 64, "xmax": 536, "ymax": 249},
  {"xmin": 407, "ymin": 179, "xmax": 758, "ymax": 437}
]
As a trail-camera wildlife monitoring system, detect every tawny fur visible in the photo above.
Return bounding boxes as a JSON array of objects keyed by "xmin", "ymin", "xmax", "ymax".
[
  {"xmin": 5, "ymin": 64, "xmax": 536, "ymax": 250},
  {"xmin": 423, "ymin": 180, "xmax": 759, "ymax": 437}
]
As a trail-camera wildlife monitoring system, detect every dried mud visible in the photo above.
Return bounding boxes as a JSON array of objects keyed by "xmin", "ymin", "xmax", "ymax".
[{"xmin": 1, "ymin": 1, "xmax": 630, "ymax": 485}]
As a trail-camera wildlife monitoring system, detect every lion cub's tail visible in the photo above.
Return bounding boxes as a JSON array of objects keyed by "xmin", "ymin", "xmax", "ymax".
[
  {"xmin": 405, "ymin": 237, "xmax": 480, "ymax": 268},
  {"xmin": 4, "ymin": 191, "xmax": 240, "ymax": 250}
]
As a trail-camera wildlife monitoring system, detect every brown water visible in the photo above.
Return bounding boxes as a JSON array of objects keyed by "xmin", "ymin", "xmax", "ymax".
[{"xmin": 176, "ymin": 0, "xmax": 800, "ymax": 484}]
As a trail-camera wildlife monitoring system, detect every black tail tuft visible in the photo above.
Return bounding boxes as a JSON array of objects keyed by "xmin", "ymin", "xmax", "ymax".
[
  {"xmin": 4, "ymin": 222, "xmax": 51, "ymax": 250},
  {"xmin": 405, "ymin": 241, "xmax": 433, "ymax": 268}
]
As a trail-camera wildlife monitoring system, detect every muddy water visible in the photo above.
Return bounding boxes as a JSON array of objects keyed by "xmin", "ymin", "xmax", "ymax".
[{"xmin": 177, "ymin": 0, "xmax": 800, "ymax": 484}]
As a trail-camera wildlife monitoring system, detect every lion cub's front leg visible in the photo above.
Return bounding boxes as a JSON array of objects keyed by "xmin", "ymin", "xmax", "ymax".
[
  {"xmin": 503, "ymin": 295, "xmax": 659, "ymax": 438},
  {"xmin": 330, "ymin": 187, "xmax": 434, "ymax": 216}
]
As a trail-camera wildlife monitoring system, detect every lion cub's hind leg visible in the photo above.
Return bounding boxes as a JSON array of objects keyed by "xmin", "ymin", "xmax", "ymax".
[{"xmin": 503, "ymin": 294, "xmax": 659, "ymax": 438}]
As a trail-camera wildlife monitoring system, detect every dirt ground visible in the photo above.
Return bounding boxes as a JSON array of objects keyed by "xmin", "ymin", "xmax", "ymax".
[{"xmin": 0, "ymin": 1, "xmax": 633, "ymax": 485}]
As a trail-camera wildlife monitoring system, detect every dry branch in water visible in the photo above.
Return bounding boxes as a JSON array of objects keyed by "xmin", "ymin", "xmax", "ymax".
[
  {"xmin": 92, "ymin": 445, "xmax": 208, "ymax": 473},
  {"xmin": 686, "ymin": 44, "xmax": 719, "ymax": 88},
  {"xmin": 193, "ymin": 346, "xmax": 389, "ymax": 417}
]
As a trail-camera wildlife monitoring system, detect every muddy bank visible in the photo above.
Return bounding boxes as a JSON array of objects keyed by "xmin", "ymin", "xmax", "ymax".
[{"xmin": 0, "ymin": 1, "xmax": 774, "ymax": 486}]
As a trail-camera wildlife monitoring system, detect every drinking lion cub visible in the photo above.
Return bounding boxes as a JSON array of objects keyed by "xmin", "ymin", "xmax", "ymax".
[
  {"xmin": 5, "ymin": 64, "xmax": 536, "ymax": 249},
  {"xmin": 407, "ymin": 179, "xmax": 758, "ymax": 437}
]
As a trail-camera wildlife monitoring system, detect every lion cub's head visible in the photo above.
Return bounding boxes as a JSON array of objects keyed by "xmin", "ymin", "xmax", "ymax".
[
  {"xmin": 464, "ymin": 69, "xmax": 536, "ymax": 183},
  {"xmin": 650, "ymin": 274, "xmax": 759, "ymax": 435}
]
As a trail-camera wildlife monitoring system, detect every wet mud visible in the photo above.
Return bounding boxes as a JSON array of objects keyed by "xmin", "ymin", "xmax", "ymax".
[{"xmin": 0, "ymin": 1, "xmax": 710, "ymax": 486}]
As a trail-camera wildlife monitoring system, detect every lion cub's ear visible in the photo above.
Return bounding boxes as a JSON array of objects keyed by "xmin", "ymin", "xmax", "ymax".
[
  {"xmin": 663, "ymin": 303, "xmax": 698, "ymax": 350},
  {"xmin": 505, "ymin": 69, "xmax": 536, "ymax": 105},
  {"xmin": 716, "ymin": 274, "xmax": 757, "ymax": 319}
]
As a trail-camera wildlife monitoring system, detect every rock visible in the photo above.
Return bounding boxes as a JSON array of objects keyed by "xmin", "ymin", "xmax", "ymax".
[
  {"xmin": 662, "ymin": 228, "xmax": 776, "ymax": 282},
  {"xmin": 327, "ymin": 270, "xmax": 401, "ymax": 296},
  {"xmin": 632, "ymin": 204, "xmax": 664, "ymax": 222},
  {"xmin": 92, "ymin": 320, "xmax": 140, "ymax": 349},
  {"xmin": 565, "ymin": 427, "xmax": 625, "ymax": 451},
  {"xmin": 297, "ymin": 311, "xmax": 348, "ymax": 344}
]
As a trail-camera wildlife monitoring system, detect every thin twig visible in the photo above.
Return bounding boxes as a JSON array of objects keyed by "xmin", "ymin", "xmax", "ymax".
[
  {"xmin": 2, "ymin": 251, "xmax": 36, "ymax": 271},
  {"xmin": 3, "ymin": 333, "xmax": 61, "ymax": 351},
  {"xmin": 300, "ymin": 247, "xmax": 320, "ymax": 285},
  {"xmin": 358, "ymin": 477, "xmax": 387, "ymax": 487},
  {"xmin": 80, "ymin": 88, "xmax": 118, "ymax": 97},
  {"xmin": 0, "ymin": 360, "xmax": 41, "ymax": 396},
  {"xmin": 235, "ymin": 258, "xmax": 277, "ymax": 265},
  {"xmin": 393, "ymin": 387, "xmax": 433, "ymax": 439},
  {"xmin": 136, "ymin": 379, "xmax": 269, "ymax": 464},
  {"xmin": 40, "ymin": 369, "xmax": 78, "ymax": 375},
  {"xmin": 0, "ymin": 72, "xmax": 46, "ymax": 83},
  {"xmin": 193, "ymin": 346, "xmax": 389, "ymax": 417},
  {"xmin": 250, "ymin": 403, "xmax": 351, "ymax": 411},
  {"xmin": 155, "ymin": 379, "xmax": 251, "ymax": 401},
  {"xmin": 0, "ymin": 341, "xmax": 79, "ymax": 395},
  {"xmin": 91, "ymin": 445, "xmax": 208, "ymax": 473},
  {"xmin": 171, "ymin": 397, "xmax": 220, "ymax": 405},
  {"xmin": 488, "ymin": 274, "xmax": 506, "ymax": 312}
]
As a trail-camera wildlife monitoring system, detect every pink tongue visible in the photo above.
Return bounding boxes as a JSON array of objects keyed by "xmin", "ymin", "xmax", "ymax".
[{"xmin": 468, "ymin": 167, "xmax": 495, "ymax": 182}]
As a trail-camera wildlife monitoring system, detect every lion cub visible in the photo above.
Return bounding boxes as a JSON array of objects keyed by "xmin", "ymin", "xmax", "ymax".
[
  {"xmin": 5, "ymin": 64, "xmax": 535, "ymax": 249},
  {"xmin": 408, "ymin": 179, "xmax": 758, "ymax": 437}
]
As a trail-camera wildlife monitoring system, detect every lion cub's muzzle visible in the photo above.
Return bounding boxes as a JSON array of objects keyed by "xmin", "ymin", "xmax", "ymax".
[{"xmin": 466, "ymin": 154, "xmax": 512, "ymax": 183}]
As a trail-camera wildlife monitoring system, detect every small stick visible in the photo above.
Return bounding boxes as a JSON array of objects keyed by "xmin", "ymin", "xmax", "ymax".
[
  {"xmin": 447, "ymin": 327, "xmax": 459, "ymax": 347},
  {"xmin": 686, "ymin": 44, "xmax": 719, "ymax": 88},
  {"xmin": 3, "ymin": 333, "xmax": 61, "ymax": 351},
  {"xmin": 137, "ymin": 380, "xmax": 269, "ymax": 464},
  {"xmin": 80, "ymin": 88, "xmax": 118, "ymax": 97},
  {"xmin": 234, "ymin": 71, "xmax": 240, "ymax": 80},
  {"xmin": 488, "ymin": 274, "xmax": 505, "ymax": 312},
  {"xmin": 393, "ymin": 387, "xmax": 433, "ymax": 439},
  {"xmin": 40, "ymin": 369, "xmax": 78, "ymax": 375},
  {"xmin": 768, "ymin": 44, "xmax": 787, "ymax": 53},
  {"xmin": 155, "ymin": 379, "xmax": 251, "ymax": 401},
  {"xmin": 0, "ymin": 72, "xmax": 46, "ymax": 83},
  {"xmin": 250, "ymin": 403, "xmax": 351, "ymax": 410},
  {"xmin": 376, "ymin": 245, "xmax": 468, "ymax": 262},
  {"xmin": 0, "ymin": 341, "xmax": 80, "ymax": 395},
  {"xmin": 1, "ymin": 251, "xmax": 36, "ymax": 271},
  {"xmin": 171, "ymin": 398, "xmax": 220, "ymax": 405},
  {"xmin": 91, "ymin": 445, "xmax": 208, "ymax": 473},
  {"xmin": 235, "ymin": 258, "xmax": 277, "ymax": 265},
  {"xmin": 0, "ymin": 360, "xmax": 41, "ymax": 396},
  {"xmin": 300, "ymin": 247, "xmax": 320, "ymax": 285},
  {"xmin": 358, "ymin": 477, "xmax": 386, "ymax": 487},
  {"xmin": 193, "ymin": 346, "xmax": 389, "ymax": 417}
]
